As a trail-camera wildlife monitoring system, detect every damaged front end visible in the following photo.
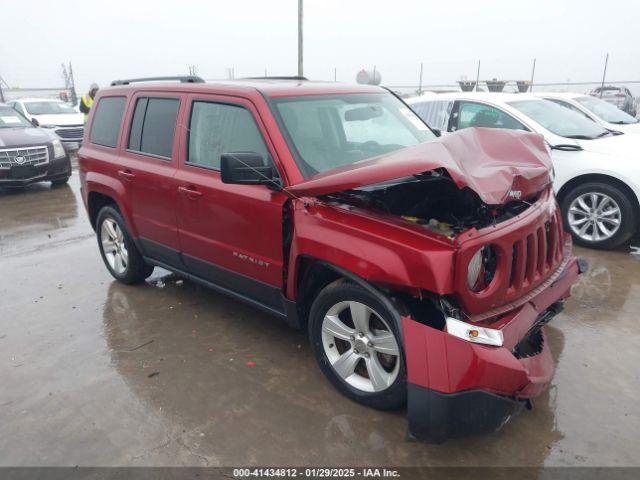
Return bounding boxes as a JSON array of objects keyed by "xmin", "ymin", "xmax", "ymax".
[{"xmin": 286, "ymin": 128, "xmax": 584, "ymax": 443}]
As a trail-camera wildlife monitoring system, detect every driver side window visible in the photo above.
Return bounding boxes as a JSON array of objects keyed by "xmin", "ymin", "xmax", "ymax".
[
  {"xmin": 455, "ymin": 101, "xmax": 527, "ymax": 131},
  {"xmin": 187, "ymin": 101, "xmax": 270, "ymax": 169}
]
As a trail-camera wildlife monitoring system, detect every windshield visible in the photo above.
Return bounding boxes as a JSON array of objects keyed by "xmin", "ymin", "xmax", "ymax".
[
  {"xmin": 24, "ymin": 101, "xmax": 76, "ymax": 115},
  {"xmin": 273, "ymin": 93, "xmax": 435, "ymax": 178},
  {"xmin": 575, "ymin": 96, "xmax": 638, "ymax": 124},
  {"xmin": 0, "ymin": 106, "xmax": 33, "ymax": 128},
  {"xmin": 508, "ymin": 99, "xmax": 609, "ymax": 139}
]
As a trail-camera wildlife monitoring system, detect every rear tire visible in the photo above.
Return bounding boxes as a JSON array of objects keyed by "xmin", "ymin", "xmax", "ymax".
[
  {"xmin": 308, "ymin": 281, "xmax": 406, "ymax": 410},
  {"xmin": 96, "ymin": 206, "xmax": 154, "ymax": 284},
  {"xmin": 560, "ymin": 181, "xmax": 637, "ymax": 250}
]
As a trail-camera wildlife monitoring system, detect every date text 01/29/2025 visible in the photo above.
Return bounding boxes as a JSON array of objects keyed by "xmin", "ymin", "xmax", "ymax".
[{"xmin": 231, "ymin": 468, "xmax": 401, "ymax": 478}]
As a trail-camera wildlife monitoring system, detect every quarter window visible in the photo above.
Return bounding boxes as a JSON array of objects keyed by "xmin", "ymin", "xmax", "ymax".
[
  {"xmin": 456, "ymin": 102, "xmax": 527, "ymax": 131},
  {"xmin": 90, "ymin": 97, "xmax": 127, "ymax": 148},
  {"xmin": 410, "ymin": 100, "xmax": 453, "ymax": 132},
  {"xmin": 127, "ymin": 97, "xmax": 179, "ymax": 158},
  {"xmin": 187, "ymin": 102, "xmax": 269, "ymax": 169}
]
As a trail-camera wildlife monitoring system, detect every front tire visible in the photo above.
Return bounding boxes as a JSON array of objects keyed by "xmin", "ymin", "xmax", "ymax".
[
  {"xmin": 308, "ymin": 281, "xmax": 406, "ymax": 410},
  {"xmin": 96, "ymin": 206, "xmax": 154, "ymax": 284},
  {"xmin": 560, "ymin": 181, "xmax": 637, "ymax": 250}
]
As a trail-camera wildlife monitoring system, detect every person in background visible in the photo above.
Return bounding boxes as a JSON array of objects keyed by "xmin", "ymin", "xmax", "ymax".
[{"xmin": 79, "ymin": 83, "xmax": 99, "ymax": 122}]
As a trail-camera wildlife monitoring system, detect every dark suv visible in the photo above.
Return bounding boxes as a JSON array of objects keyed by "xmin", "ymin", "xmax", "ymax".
[
  {"xmin": 78, "ymin": 76, "xmax": 584, "ymax": 442},
  {"xmin": 0, "ymin": 103, "xmax": 71, "ymax": 187}
]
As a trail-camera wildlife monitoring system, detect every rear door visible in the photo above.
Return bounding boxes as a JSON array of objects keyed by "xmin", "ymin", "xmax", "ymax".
[
  {"xmin": 119, "ymin": 92, "xmax": 183, "ymax": 267},
  {"xmin": 174, "ymin": 93, "xmax": 288, "ymax": 313}
]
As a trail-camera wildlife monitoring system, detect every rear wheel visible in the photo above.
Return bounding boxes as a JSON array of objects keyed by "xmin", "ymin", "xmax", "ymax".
[
  {"xmin": 308, "ymin": 281, "xmax": 406, "ymax": 410},
  {"xmin": 560, "ymin": 181, "xmax": 637, "ymax": 250},
  {"xmin": 96, "ymin": 206, "xmax": 154, "ymax": 284}
]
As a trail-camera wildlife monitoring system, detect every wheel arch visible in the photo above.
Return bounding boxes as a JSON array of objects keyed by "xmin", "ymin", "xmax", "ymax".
[
  {"xmin": 87, "ymin": 191, "xmax": 118, "ymax": 230},
  {"xmin": 84, "ymin": 172, "xmax": 135, "ymax": 236},
  {"xmin": 556, "ymin": 173, "xmax": 640, "ymax": 218},
  {"xmin": 293, "ymin": 256, "xmax": 408, "ymax": 339}
]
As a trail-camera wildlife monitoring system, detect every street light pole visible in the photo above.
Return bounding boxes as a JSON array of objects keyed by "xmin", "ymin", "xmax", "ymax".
[{"xmin": 298, "ymin": 0, "xmax": 303, "ymax": 77}]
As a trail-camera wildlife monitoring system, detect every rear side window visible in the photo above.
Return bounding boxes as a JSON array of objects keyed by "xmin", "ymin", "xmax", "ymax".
[
  {"xmin": 410, "ymin": 100, "xmax": 453, "ymax": 132},
  {"xmin": 128, "ymin": 97, "xmax": 179, "ymax": 158},
  {"xmin": 187, "ymin": 102, "xmax": 269, "ymax": 169},
  {"xmin": 90, "ymin": 97, "xmax": 127, "ymax": 148}
]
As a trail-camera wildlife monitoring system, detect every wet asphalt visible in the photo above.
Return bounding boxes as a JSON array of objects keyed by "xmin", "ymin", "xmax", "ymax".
[{"xmin": 0, "ymin": 164, "xmax": 639, "ymax": 468}]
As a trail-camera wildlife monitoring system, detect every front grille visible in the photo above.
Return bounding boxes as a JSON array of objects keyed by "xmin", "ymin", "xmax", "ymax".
[
  {"xmin": 0, "ymin": 146, "xmax": 49, "ymax": 169},
  {"xmin": 55, "ymin": 126, "xmax": 84, "ymax": 139},
  {"xmin": 455, "ymin": 191, "xmax": 567, "ymax": 318},
  {"xmin": 507, "ymin": 208, "xmax": 564, "ymax": 294}
]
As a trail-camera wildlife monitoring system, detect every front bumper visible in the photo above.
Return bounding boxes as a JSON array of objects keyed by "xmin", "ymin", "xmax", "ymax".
[
  {"xmin": 404, "ymin": 253, "xmax": 583, "ymax": 443},
  {"xmin": 0, "ymin": 155, "xmax": 71, "ymax": 187}
]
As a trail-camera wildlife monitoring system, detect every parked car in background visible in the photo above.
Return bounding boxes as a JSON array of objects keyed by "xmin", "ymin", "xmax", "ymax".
[
  {"xmin": 407, "ymin": 92, "xmax": 640, "ymax": 249},
  {"xmin": 590, "ymin": 86, "xmax": 636, "ymax": 117},
  {"xmin": 8, "ymin": 98, "xmax": 84, "ymax": 150},
  {"xmin": 78, "ymin": 77, "xmax": 582, "ymax": 442},
  {"xmin": 0, "ymin": 103, "xmax": 71, "ymax": 187},
  {"xmin": 535, "ymin": 92, "xmax": 640, "ymax": 134}
]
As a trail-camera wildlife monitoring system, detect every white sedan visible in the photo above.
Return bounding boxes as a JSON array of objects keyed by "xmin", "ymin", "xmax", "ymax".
[
  {"xmin": 533, "ymin": 91, "xmax": 640, "ymax": 135},
  {"xmin": 407, "ymin": 92, "xmax": 640, "ymax": 250},
  {"xmin": 8, "ymin": 98, "xmax": 84, "ymax": 150}
]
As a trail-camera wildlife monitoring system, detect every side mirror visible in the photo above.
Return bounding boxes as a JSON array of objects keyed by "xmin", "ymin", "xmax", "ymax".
[
  {"xmin": 432, "ymin": 128, "xmax": 442, "ymax": 137},
  {"xmin": 220, "ymin": 152, "xmax": 277, "ymax": 186},
  {"xmin": 31, "ymin": 118, "xmax": 39, "ymax": 127}
]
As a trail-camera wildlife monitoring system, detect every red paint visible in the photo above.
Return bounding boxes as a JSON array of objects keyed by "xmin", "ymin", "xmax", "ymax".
[
  {"xmin": 288, "ymin": 128, "xmax": 552, "ymax": 205},
  {"xmin": 79, "ymin": 80, "xmax": 580, "ymax": 431}
]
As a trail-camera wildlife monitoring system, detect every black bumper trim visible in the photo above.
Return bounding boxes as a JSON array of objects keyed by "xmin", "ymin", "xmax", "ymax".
[{"xmin": 407, "ymin": 384, "xmax": 525, "ymax": 443}]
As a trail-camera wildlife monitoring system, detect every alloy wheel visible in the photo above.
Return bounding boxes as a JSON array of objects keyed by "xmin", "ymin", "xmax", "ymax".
[
  {"xmin": 100, "ymin": 218, "xmax": 129, "ymax": 275},
  {"xmin": 321, "ymin": 301, "xmax": 400, "ymax": 393},
  {"xmin": 568, "ymin": 192, "xmax": 621, "ymax": 242}
]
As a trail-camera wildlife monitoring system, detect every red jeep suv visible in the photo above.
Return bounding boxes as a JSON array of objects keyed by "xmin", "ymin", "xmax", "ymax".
[{"xmin": 78, "ymin": 76, "xmax": 584, "ymax": 442}]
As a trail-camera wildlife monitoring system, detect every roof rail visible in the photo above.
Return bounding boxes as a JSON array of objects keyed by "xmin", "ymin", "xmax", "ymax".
[
  {"xmin": 243, "ymin": 76, "xmax": 309, "ymax": 81},
  {"xmin": 110, "ymin": 76, "xmax": 205, "ymax": 86}
]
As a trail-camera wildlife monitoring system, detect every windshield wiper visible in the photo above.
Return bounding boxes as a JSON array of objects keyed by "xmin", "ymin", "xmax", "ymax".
[
  {"xmin": 564, "ymin": 134, "xmax": 596, "ymax": 140},
  {"xmin": 550, "ymin": 144, "xmax": 583, "ymax": 151}
]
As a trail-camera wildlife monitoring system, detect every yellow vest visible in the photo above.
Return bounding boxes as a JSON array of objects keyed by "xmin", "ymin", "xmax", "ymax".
[{"xmin": 81, "ymin": 94, "xmax": 94, "ymax": 121}]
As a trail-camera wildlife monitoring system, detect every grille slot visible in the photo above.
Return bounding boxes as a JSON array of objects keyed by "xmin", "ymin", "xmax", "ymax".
[
  {"xmin": 55, "ymin": 127, "xmax": 84, "ymax": 139},
  {"xmin": 0, "ymin": 146, "xmax": 49, "ymax": 169},
  {"xmin": 458, "ymin": 196, "xmax": 567, "ymax": 318}
]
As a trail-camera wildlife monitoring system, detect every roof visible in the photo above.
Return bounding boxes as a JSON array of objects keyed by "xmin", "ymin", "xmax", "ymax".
[
  {"xmin": 103, "ymin": 79, "xmax": 383, "ymax": 98},
  {"xmin": 13, "ymin": 97, "xmax": 64, "ymax": 103},
  {"xmin": 532, "ymin": 91, "xmax": 588, "ymax": 100},
  {"xmin": 407, "ymin": 91, "xmax": 545, "ymax": 104}
]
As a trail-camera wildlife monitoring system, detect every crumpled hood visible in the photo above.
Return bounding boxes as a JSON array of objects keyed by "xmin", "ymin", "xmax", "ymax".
[{"xmin": 286, "ymin": 127, "xmax": 552, "ymax": 205}]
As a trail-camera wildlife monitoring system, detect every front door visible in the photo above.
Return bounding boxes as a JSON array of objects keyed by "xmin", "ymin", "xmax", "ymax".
[{"xmin": 174, "ymin": 94, "xmax": 288, "ymax": 313}]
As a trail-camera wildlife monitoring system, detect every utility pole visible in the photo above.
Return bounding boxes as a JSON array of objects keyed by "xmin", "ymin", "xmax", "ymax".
[
  {"xmin": 529, "ymin": 58, "xmax": 536, "ymax": 92},
  {"xmin": 298, "ymin": 0, "xmax": 303, "ymax": 77},
  {"xmin": 474, "ymin": 60, "xmax": 481, "ymax": 92},
  {"xmin": 0, "ymin": 75, "xmax": 5, "ymax": 102},
  {"xmin": 61, "ymin": 62, "xmax": 78, "ymax": 105},
  {"xmin": 600, "ymin": 53, "xmax": 609, "ymax": 98},
  {"xmin": 418, "ymin": 62, "xmax": 424, "ymax": 95}
]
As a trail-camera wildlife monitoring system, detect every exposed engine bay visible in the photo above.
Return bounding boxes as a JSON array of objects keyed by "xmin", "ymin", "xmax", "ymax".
[{"xmin": 324, "ymin": 169, "xmax": 538, "ymax": 237}]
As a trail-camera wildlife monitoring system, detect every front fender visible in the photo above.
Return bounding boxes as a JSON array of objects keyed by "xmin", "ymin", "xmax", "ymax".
[{"xmin": 286, "ymin": 200, "xmax": 455, "ymax": 301}]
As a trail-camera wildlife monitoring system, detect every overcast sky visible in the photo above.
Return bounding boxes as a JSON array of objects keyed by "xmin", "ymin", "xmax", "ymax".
[{"xmin": 1, "ymin": 0, "xmax": 639, "ymax": 95}]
